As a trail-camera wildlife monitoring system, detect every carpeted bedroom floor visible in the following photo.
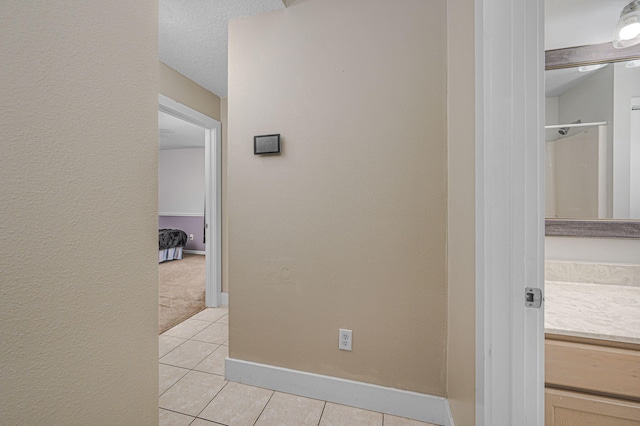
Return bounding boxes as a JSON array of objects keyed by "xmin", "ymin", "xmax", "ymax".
[{"xmin": 159, "ymin": 254, "xmax": 206, "ymax": 334}]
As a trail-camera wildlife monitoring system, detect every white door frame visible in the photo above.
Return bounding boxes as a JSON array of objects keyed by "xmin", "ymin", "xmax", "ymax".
[
  {"xmin": 159, "ymin": 94, "xmax": 222, "ymax": 307},
  {"xmin": 475, "ymin": 0, "xmax": 545, "ymax": 424}
]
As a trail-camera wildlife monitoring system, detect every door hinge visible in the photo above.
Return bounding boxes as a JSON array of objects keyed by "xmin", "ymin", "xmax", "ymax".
[{"xmin": 525, "ymin": 287, "xmax": 543, "ymax": 308}]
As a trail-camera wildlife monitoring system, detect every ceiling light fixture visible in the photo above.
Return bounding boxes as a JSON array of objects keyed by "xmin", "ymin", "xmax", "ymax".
[
  {"xmin": 613, "ymin": 0, "xmax": 640, "ymax": 48},
  {"xmin": 578, "ymin": 64, "xmax": 608, "ymax": 72}
]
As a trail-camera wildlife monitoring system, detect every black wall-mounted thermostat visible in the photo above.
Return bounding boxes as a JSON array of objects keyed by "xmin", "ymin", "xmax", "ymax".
[{"xmin": 254, "ymin": 134, "xmax": 281, "ymax": 155}]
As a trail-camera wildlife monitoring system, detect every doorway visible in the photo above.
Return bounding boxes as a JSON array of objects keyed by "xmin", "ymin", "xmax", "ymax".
[{"xmin": 159, "ymin": 94, "xmax": 222, "ymax": 309}]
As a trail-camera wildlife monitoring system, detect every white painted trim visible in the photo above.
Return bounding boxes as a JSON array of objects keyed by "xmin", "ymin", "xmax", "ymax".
[
  {"xmin": 159, "ymin": 94, "xmax": 222, "ymax": 308},
  {"xmin": 225, "ymin": 358, "xmax": 452, "ymax": 425},
  {"xmin": 221, "ymin": 292, "xmax": 228, "ymax": 306},
  {"xmin": 159, "ymin": 94, "xmax": 218, "ymax": 128},
  {"xmin": 598, "ymin": 124, "xmax": 608, "ymax": 218},
  {"xmin": 475, "ymin": 0, "xmax": 545, "ymax": 424},
  {"xmin": 158, "ymin": 212, "xmax": 204, "ymax": 217},
  {"xmin": 213, "ymin": 122, "xmax": 222, "ymax": 306},
  {"xmin": 443, "ymin": 401, "xmax": 455, "ymax": 426},
  {"xmin": 183, "ymin": 250, "xmax": 205, "ymax": 255},
  {"xmin": 204, "ymin": 120, "xmax": 223, "ymax": 308},
  {"xmin": 544, "ymin": 121, "xmax": 607, "ymax": 129}
]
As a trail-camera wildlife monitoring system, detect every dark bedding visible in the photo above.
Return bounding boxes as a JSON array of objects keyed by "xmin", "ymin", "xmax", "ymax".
[{"xmin": 159, "ymin": 229, "xmax": 188, "ymax": 250}]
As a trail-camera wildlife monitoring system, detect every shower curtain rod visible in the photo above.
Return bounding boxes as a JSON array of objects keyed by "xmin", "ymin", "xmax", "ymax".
[{"xmin": 545, "ymin": 121, "xmax": 607, "ymax": 129}]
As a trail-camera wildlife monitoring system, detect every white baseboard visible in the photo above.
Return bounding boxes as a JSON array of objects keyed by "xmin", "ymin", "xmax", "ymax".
[
  {"xmin": 184, "ymin": 250, "xmax": 205, "ymax": 255},
  {"xmin": 225, "ymin": 358, "xmax": 454, "ymax": 425},
  {"xmin": 443, "ymin": 400, "xmax": 454, "ymax": 426},
  {"xmin": 158, "ymin": 212, "xmax": 204, "ymax": 217},
  {"xmin": 221, "ymin": 292, "xmax": 228, "ymax": 306}
]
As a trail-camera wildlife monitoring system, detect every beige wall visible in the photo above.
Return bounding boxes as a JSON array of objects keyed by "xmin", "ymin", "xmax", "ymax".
[
  {"xmin": 0, "ymin": 2, "xmax": 158, "ymax": 424},
  {"xmin": 446, "ymin": 0, "xmax": 477, "ymax": 424},
  {"xmin": 160, "ymin": 62, "xmax": 221, "ymax": 121},
  {"xmin": 221, "ymin": 97, "xmax": 229, "ymax": 293},
  {"xmin": 228, "ymin": 0, "xmax": 447, "ymax": 395}
]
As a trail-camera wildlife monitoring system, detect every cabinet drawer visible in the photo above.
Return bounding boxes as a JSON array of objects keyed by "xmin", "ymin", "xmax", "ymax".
[
  {"xmin": 546, "ymin": 388, "xmax": 640, "ymax": 426},
  {"xmin": 546, "ymin": 339, "xmax": 640, "ymax": 400}
]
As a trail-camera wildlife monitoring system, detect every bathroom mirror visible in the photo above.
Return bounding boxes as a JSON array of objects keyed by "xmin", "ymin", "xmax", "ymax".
[{"xmin": 545, "ymin": 42, "xmax": 640, "ymax": 238}]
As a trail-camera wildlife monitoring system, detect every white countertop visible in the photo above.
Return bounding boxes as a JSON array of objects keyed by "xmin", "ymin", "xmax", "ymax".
[{"xmin": 545, "ymin": 281, "xmax": 640, "ymax": 345}]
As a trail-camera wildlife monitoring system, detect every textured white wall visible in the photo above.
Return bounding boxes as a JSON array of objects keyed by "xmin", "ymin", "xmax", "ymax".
[
  {"xmin": 159, "ymin": 148, "xmax": 205, "ymax": 215},
  {"xmin": 558, "ymin": 66, "xmax": 614, "ymax": 217},
  {"xmin": 545, "ymin": 97, "xmax": 559, "ymax": 216},
  {"xmin": 0, "ymin": 1, "xmax": 158, "ymax": 424},
  {"xmin": 553, "ymin": 127, "xmax": 601, "ymax": 218},
  {"xmin": 545, "ymin": 97, "xmax": 559, "ymax": 139},
  {"xmin": 632, "ymin": 100, "xmax": 640, "ymax": 218},
  {"xmin": 558, "ymin": 66, "xmax": 613, "ymax": 128},
  {"xmin": 613, "ymin": 62, "xmax": 640, "ymax": 218}
]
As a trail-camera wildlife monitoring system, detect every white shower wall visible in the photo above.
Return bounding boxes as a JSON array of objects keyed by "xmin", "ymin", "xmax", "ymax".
[
  {"xmin": 546, "ymin": 126, "xmax": 606, "ymax": 218},
  {"xmin": 631, "ymin": 98, "xmax": 640, "ymax": 218},
  {"xmin": 613, "ymin": 63, "xmax": 640, "ymax": 218},
  {"xmin": 557, "ymin": 66, "xmax": 613, "ymax": 217}
]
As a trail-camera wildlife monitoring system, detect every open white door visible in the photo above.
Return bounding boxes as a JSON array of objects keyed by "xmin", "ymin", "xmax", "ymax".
[
  {"xmin": 475, "ymin": 0, "xmax": 545, "ymax": 424},
  {"xmin": 159, "ymin": 94, "xmax": 222, "ymax": 307}
]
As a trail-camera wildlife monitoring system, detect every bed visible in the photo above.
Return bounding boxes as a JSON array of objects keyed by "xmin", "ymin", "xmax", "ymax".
[{"xmin": 159, "ymin": 228, "xmax": 188, "ymax": 262}]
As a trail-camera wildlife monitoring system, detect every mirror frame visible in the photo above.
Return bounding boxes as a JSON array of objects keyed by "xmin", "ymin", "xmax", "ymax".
[
  {"xmin": 546, "ymin": 41, "xmax": 640, "ymax": 70},
  {"xmin": 545, "ymin": 42, "xmax": 640, "ymax": 238}
]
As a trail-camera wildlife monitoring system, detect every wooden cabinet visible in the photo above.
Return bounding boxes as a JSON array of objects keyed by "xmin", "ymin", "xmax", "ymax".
[
  {"xmin": 545, "ymin": 337, "xmax": 640, "ymax": 425},
  {"xmin": 546, "ymin": 388, "xmax": 640, "ymax": 425}
]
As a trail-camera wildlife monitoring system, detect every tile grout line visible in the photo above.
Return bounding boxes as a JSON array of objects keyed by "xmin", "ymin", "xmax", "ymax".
[
  {"xmin": 158, "ymin": 366, "xmax": 190, "ymax": 398},
  {"xmin": 162, "ymin": 308, "xmax": 407, "ymax": 426},
  {"xmin": 190, "ymin": 315, "xmax": 231, "ymax": 421},
  {"xmin": 161, "ymin": 309, "xmax": 418, "ymax": 426},
  {"xmin": 191, "ymin": 345, "xmax": 226, "ymax": 375},
  {"xmin": 159, "ymin": 407, "xmax": 198, "ymax": 420},
  {"xmin": 160, "ymin": 343, "xmax": 219, "ymax": 371},
  {"xmin": 159, "ymin": 308, "xmax": 230, "ymax": 420},
  {"xmin": 164, "ymin": 325, "xmax": 215, "ymax": 339},
  {"xmin": 191, "ymin": 419, "xmax": 227, "ymax": 426},
  {"xmin": 159, "ymin": 334, "xmax": 192, "ymax": 359},
  {"xmin": 190, "ymin": 338, "xmax": 228, "ymax": 345},
  {"xmin": 194, "ymin": 379, "xmax": 230, "ymax": 421},
  {"xmin": 252, "ymin": 389, "xmax": 276, "ymax": 426},
  {"xmin": 317, "ymin": 401, "xmax": 327, "ymax": 426},
  {"xmin": 159, "ymin": 357, "xmax": 218, "ymax": 372},
  {"xmin": 191, "ymin": 317, "xmax": 225, "ymax": 323}
]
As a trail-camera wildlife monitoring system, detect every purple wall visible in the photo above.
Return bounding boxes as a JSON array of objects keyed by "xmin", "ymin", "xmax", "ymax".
[{"xmin": 158, "ymin": 215, "xmax": 206, "ymax": 251}]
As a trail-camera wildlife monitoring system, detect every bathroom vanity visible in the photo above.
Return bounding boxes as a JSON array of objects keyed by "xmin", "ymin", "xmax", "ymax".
[
  {"xmin": 544, "ymin": 270, "xmax": 640, "ymax": 425},
  {"xmin": 542, "ymin": 36, "xmax": 640, "ymax": 424}
]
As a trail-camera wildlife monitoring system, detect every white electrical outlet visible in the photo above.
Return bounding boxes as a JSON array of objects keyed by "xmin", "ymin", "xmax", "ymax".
[
  {"xmin": 339, "ymin": 328, "xmax": 352, "ymax": 351},
  {"xmin": 189, "ymin": 234, "xmax": 194, "ymax": 241}
]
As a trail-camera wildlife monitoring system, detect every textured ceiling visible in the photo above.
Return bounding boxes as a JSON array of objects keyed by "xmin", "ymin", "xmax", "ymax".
[
  {"xmin": 159, "ymin": 0, "xmax": 285, "ymax": 97},
  {"xmin": 158, "ymin": 0, "xmax": 630, "ymax": 99},
  {"xmin": 545, "ymin": 0, "xmax": 632, "ymax": 97},
  {"xmin": 545, "ymin": 65, "xmax": 610, "ymax": 97},
  {"xmin": 545, "ymin": 0, "xmax": 629, "ymax": 50}
]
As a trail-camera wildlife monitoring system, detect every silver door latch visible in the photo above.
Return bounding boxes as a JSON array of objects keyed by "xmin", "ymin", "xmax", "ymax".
[{"xmin": 525, "ymin": 287, "xmax": 543, "ymax": 308}]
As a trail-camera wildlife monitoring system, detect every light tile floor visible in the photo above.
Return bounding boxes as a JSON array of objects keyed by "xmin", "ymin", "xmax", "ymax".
[{"xmin": 159, "ymin": 307, "xmax": 436, "ymax": 426}]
